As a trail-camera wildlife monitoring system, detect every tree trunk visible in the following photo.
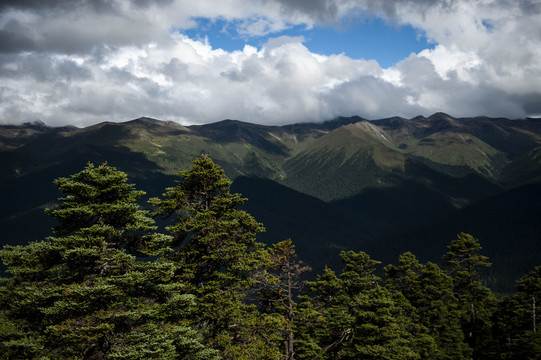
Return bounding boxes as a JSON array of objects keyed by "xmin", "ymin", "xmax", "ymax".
[
  {"xmin": 286, "ymin": 262, "xmax": 295, "ymax": 360},
  {"xmin": 469, "ymin": 301, "xmax": 475, "ymax": 338},
  {"xmin": 533, "ymin": 295, "xmax": 537, "ymax": 333},
  {"xmin": 287, "ymin": 323, "xmax": 294, "ymax": 360}
]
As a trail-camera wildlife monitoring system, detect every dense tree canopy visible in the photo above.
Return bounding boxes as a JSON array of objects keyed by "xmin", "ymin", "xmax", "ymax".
[
  {"xmin": 490, "ymin": 266, "xmax": 541, "ymax": 358},
  {"xmin": 0, "ymin": 163, "xmax": 216, "ymax": 359},
  {"xmin": 0, "ymin": 156, "xmax": 540, "ymax": 359},
  {"xmin": 385, "ymin": 252, "xmax": 470, "ymax": 359}
]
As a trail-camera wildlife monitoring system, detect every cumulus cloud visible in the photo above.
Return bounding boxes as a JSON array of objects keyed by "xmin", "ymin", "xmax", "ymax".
[{"xmin": 0, "ymin": 0, "xmax": 540, "ymax": 126}]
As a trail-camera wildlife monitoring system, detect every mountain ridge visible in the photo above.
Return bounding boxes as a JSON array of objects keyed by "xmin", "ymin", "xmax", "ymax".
[{"xmin": 1, "ymin": 113, "xmax": 540, "ymax": 291}]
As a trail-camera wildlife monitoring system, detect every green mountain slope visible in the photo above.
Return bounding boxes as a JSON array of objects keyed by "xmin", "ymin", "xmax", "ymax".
[
  {"xmin": 1, "ymin": 113, "xmax": 541, "ymax": 291},
  {"xmin": 282, "ymin": 120, "xmax": 407, "ymax": 200},
  {"xmin": 374, "ymin": 113, "xmax": 516, "ymax": 178}
]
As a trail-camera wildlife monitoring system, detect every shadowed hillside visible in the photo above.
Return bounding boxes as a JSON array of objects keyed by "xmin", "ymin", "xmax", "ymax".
[{"xmin": 1, "ymin": 114, "xmax": 540, "ymax": 290}]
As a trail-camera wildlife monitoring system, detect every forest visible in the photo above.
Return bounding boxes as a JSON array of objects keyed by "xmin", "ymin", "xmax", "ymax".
[{"xmin": 0, "ymin": 154, "xmax": 540, "ymax": 359}]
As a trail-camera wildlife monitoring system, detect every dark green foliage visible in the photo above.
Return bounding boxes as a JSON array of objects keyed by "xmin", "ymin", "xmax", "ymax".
[
  {"xmin": 0, "ymin": 163, "xmax": 217, "ymax": 359},
  {"xmin": 1, "ymin": 156, "xmax": 541, "ymax": 360},
  {"xmin": 260, "ymin": 239, "xmax": 311, "ymax": 360},
  {"xmin": 385, "ymin": 252, "xmax": 470, "ymax": 359},
  {"xmin": 490, "ymin": 295, "xmax": 530, "ymax": 359},
  {"xmin": 488, "ymin": 267, "xmax": 541, "ymax": 359},
  {"xmin": 150, "ymin": 154, "xmax": 282, "ymax": 359},
  {"xmin": 299, "ymin": 251, "xmax": 422, "ymax": 360},
  {"xmin": 46, "ymin": 162, "xmax": 171, "ymax": 256},
  {"xmin": 516, "ymin": 266, "xmax": 541, "ymax": 335},
  {"xmin": 495, "ymin": 266, "xmax": 541, "ymax": 359},
  {"xmin": 443, "ymin": 232, "xmax": 495, "ymax": 358},
  {"xmin": 150, "ymin": 154, "xmax": 267, "ymax": 283}
]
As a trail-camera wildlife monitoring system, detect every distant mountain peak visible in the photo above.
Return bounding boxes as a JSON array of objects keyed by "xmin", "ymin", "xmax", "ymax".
[
  {"xmin": 16, "ymin": 120, "xmax": 49, "ymax": 130},
  {"xmin": 428, "ymin": 112, "xmax": 454, "ymax": 120},
  {"xmin": 281, "ymin": 116, "xmax": 366, "ymax": 133},
  {"xmin": 199, "ymin": 119, "xmax": 267, "ymax": 129},
  {"xmin": 124, "ymin": 117, "xmax": 189, "ymax": 131},
  {"xmin": 215, "ymin": 119, "xmax": 244, "ymax": 124},
  {"xmin": 126, "ymin": 117, "xmax": 163, "ymax": 126}
]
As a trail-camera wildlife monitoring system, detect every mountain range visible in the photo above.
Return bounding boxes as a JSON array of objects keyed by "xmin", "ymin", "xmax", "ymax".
[{"xmin": 1, "ymin": 113, "xmax": 540, "ymax": 292}]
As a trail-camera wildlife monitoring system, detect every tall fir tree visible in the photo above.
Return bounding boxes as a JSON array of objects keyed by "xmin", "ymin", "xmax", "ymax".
[
  {"xmin": 259, "ymin": 239, "xmax": 311, "ymax": 360},
  {"xmin": 385, "ymin": 252, "xmax": 470, "ymax": 359},
  {"xmin": 300, "ymin": 250, "xmax": 422, "ymax": 360},
  {"xmin": 0, "ymin": 163, "xmax": 217, "ymax": 359},
  {"xmin": 295, "ymin": 266, "xmax": 342, "ymax": 360},
  {"xmin": 490, "ymin": 266, "xmax": 541, "ymax": 359},
  {"xmin": 517, "ymin": 266, "xmax": 541, "ymax": 336},
  {"xmin": 515, "ymin": 266, "xmax": 541, "ymax": 358},
  {"xmin": 150, "ymin": 154, "xmax": 282, "ymax": 359},
  {"xmin": 443, "ymin": 232, "xmax": 495, "ymax": 359}
]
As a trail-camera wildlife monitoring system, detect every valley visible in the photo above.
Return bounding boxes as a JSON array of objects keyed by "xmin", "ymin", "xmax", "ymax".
[{"xmin": 1, "ymin": 113, "xmax": 540, "ymax": 292}]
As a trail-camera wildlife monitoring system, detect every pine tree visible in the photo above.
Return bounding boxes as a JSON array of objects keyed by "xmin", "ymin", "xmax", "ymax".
[
  {"xmin": 442, "ymin": 232, "xmax": 495, "ymax": 359},
  {"xmin": 515, "ymin": 266, "xmax": 541, "ymax": 358},
  {"xmin": 295, "ymin": 266, "xmax": 343, "ymax": 360},
  {"xmin": 490, "ymin": 295, "xmax": 526, "ymax": 359},
  {"xmin": 302, "ymin": 251, "xmax": 421, "ymax": 360},
  {"xmin": 517, "ymin": 266, "xmax": 541, "ymax": 335},
  {"xmin": 259, "ymin": 239, "xmax": 311, "ymax": 360},
  {"xmin": 150, "ymin": 155, "xmax": 267, "ymax": 286},
  {"xmin": 0, "ymin": 163, "xmax": 217, "ymax": 359},
  {"xmin": 150, "ymin": 154, "xmax": 282, "ymax": 359},
  {"xmin": 490, "ymin": 266, "xmax": 541, "ymax": 359},
  {"xmin": 385, "ymin": 252, "xmax": 470, "ymax": 359}
]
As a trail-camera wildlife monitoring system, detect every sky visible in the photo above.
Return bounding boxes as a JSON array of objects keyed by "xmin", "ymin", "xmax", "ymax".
[{"xmin": 0, "ymin": 0, "xmax": 540, "ymax": 127}]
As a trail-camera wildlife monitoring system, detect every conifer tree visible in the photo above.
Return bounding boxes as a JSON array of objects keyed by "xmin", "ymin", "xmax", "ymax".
[
  {"xmin": 150, "ymin": 154, "xmax": 282, "ymax": 359},
  {"xmin": 515, "ymin": 266, "xmax": 541, "ymax": 358},
  {"xmin": 490, "ymin": 295, "xmax": 526, "ymax": 358},
  {"xmin": 489, "ymin": 266, "xmax": 541, "ymax": 359},
  {"xmin": 385, "ymin": 252, "xmax": 470, "ymax": 359},
  {"xmin": 517, "ymin": 265, "xmax": 541, "ymax": 335},
  {"xmin": 0, "ymin": 163, "xmax": 217, "ymax": 359},
  {"xmin": 301, "ymin": 251, "xmax": 421, "ymax": 360},
  {"xmin": 295, "ymin": 266, "xmax": 342, "ymax": 360},
  {"xmin": 443, "ymin": 232, "xmax": 495, "ymax": 358},
  {"xmin": 150, "ymin": 154, "xmax": 267, "ymax": 286},
  {"xmin": 259, "ymin": 239, "xmax": 311, "ymax": 360}
]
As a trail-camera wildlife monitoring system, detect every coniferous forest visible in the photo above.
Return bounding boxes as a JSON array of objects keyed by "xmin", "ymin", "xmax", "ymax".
[{"xmin": 1, "ymin": 155, "xmax": 540, "ymax": 359}]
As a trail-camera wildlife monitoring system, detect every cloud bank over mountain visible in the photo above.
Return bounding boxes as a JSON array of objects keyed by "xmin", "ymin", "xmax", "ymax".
[{"xmin": 0, "ymin": 0, "xmax": 540, "ymax": 126}]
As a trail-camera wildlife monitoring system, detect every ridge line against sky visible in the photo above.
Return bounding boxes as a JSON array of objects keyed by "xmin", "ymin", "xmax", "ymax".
[{"xmin": 0, "ymin": 0, "xmax": 540, "ymax": 127}]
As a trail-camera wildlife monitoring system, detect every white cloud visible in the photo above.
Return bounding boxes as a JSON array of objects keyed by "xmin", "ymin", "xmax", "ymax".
[
  {"xmin": 0, "ymin": 0, "xmax": 540, "ymax": 126},
  {"xmin": 418, "ymin": 45, "xmax": 481, "ymax": 82}
]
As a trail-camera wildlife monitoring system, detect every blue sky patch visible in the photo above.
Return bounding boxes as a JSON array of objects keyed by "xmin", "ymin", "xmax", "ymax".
[{"xmin": 182, "ymin": 17, "xmax": 435, "ymax": 68}]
